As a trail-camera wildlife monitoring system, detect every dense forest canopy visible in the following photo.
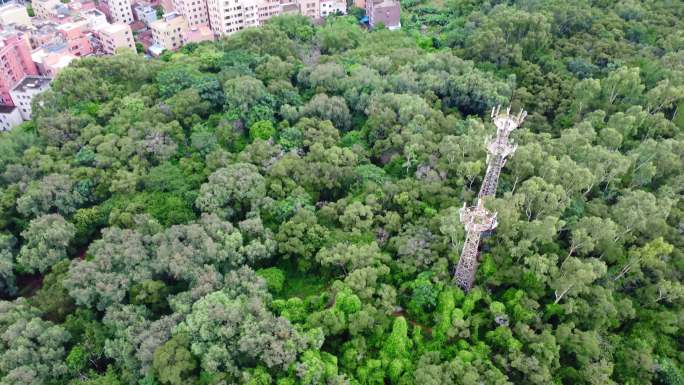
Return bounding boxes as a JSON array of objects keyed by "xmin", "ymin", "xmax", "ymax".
[{"xmin": 1, "ymin": 0, "xmax": 683, "ymax": 384}]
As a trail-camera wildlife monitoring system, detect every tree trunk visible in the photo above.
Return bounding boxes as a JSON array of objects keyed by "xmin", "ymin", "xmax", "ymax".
[{"xmin": 554, "ymin": 285, "xmax": 573, "ymax": 304}]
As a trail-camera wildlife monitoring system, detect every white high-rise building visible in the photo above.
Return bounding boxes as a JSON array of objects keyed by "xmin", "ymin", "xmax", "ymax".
[
  {"xmin": 207, "ymin": 0, "xmax": 288, "ymax": 36},
  {"xmin": 207, "ymin": 0, "xmax": 245, "ymax": 35},
  {"xmin": 199, "ymin": 0, "xmax": 348, "ymax": 37}
]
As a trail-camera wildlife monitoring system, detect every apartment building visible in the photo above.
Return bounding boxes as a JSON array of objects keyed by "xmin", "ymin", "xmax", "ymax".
[
  {"xmin": 281, "ymin": 2, "xmax": 298, "ymax": 15},
  {"xmin": 366, "ymin": 0, "xmax": 400, "ymax": 29},
  {"xmin": 9, "ymin": 76, "xmax": 51, "ymax": 120},
  {"xmin": 319, "ymin": 0, "xmax": 344, "ymax": 17},
  {"xmin": 207, "ymin": 0, "xmax": 245, "ymax": 35},
  {"xmin": 33, "ymin": 0, "xmax": 61, "ymax": 19},
  {"xmin": 146, "ymin": 0, "xmax": 350, "ymax": 38},
  {"xmin": 31, "ymin": 43, "xmax": 77, "ymax": 76},
  {"xmin": 93, "ymin": 22, "xmax": 135, "ymax": 54},
  {"xmin": 297, "ymin": 0, "xmax": 318, "ymax": 19},
  {"xmin": 257, "ymin": 0, "xmax": 281, "ymax": 24},
  {"xmin": 56, "ymin": 21, "xmax": 93, "ymax": 56},
  {"xmin": 242, "ymin": 0, "xmax": 258, "ymax": 27},
  {"xmin": 83, "ymin": 8, "xmax": 109, "ymax": 29},
  {"xmin": 206, "ymin": 0, "xmax": 303, "ymax": 36},
  {"xmin": 172, "ymin": 0, "xmax": 208, "ymax": 27},
  {"xmin": 67, "ymin": 0, "xmax": 97, "ymax": 14},
  {"xmin": 150, "ymin": 12, "xmax": 187, "ymax": 51},
  {"xmin": 0, "ymin": 105, "xmax": 23, "ymax": 131},
  {"xmin": 0, "ymin": 31, "xmax": 38, "ymax": 106},
  {"xmin": 26, "ymin": 21, "xmax": 58, "ymax": 48},
  {"xmin": 100, "ymin": 0, "xmax": 134, "ymax": 24},
  {"xmin": 0, "ymin": 2, "xmax": 31, "ymax": 27},
  {"xmin": 133, "ymin": 4, "xmax": 158, "ymax": 25}
]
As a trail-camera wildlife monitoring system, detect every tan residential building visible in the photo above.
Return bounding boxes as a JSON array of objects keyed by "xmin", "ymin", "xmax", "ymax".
[
  {"xmin": 257, "ymin": 0, "xmax": 280, "ymax": 23},
  {"xmin": 94, "ymin": 22, "xmax": 135, "ymax": 54},
  {"xmin": 150, "ymin": 12, "xmax": 188, "ymax": 51},
  {"xmin": 297, "ymin": 0, "xmax": 318, "ymax": 19},
  {"xmin": 171, "ymin": 0, "xmax": 209, "ymax": 27},
  {"xmin": 0, "ymin": 3, "xmax": 32, "ymax": 27},
  {"xmin": 33, "ymin": 0, "xmax": 61, "ymax": 19}
]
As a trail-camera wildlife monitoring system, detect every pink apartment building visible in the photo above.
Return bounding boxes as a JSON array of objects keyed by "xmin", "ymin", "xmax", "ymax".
[
  {"xmin": 56, "ymin": 22, "xmax": 93, "ymax": 56},
  {"xmin": 0, "ymin": 32, "xmax": 39, "ymax": 106},
  {"xmin": 32, "ymin": 44, "xmax": 78, "ymax": 76},
  {"xmin": 28, "ymin": 22, "xmax": 59, "ymax": 49}
]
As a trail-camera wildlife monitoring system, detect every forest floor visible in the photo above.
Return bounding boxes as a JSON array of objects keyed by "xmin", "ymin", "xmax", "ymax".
[{"xmin": 277, "ymin": 262, "xmax": 329, "ymax": 299}]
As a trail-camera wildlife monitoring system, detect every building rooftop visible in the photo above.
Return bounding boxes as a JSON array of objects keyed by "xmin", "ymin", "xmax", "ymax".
[
  {"xmin": 47, "ymin": 53, "xmax": 76, "ymax": 68},
  {"xmin": 32, "ymin": 44, "xmax": 76, "ymax": 65},
  {"xmin": 95, "ymin": 22, "xmax": 128, "ymax": 34},
  {"xmin": 148, "ymin": 42, "xmax": 165, "ymax": 56},
  {"xmin": 32, "ymin": 24, "xmax": 58, "ymax": 38},
  {"xmin": 151, "ymin": 12, "xmax": 185, "ymax": 30},
  {"xmin": 0, "ymin": 105, "xmax": 17, "ymax": 114},
  {"xmin": 55, "ymin": 4, "xmax": 70, "ymax": 16},
  {"xmin": 43, "ymin": 40, "xmax": 68, "ymax": 52},
  {"xmin": 0, "ymin": 30, "xmax": 25, "ymax": 48},
  {"xmin": 56, "ymin": 21, "xmax": 79, "ymax": 31},
  {"xmin": 186, "ymin": 24, "xmax": 213, "ymax": 43},
  {"xmin": 83, "ymin": 8, "xmax": 104, "ymax": 16},
  {"xmin": 0, "ymin": 2, "xmax": 24, "ymax": 12},
  {"xmin": 373, "ymin": 0, "xmax": 399, "ymax": 6},
  {"xmin": 161, "ymin": 11, "xmax": 181, "ymax": 22},
  {"xmin": 282, "ymin": 3, "xmax": 299, "ymax": 12},
  {"xmin": 130, "ymin": 20, "xmax": 146, "ymax": 31},
  {"xmin": 12, "ymin": 76, "xmax": 52, "ymax": 93},
  {"xmin": 134, "ymin": 4, "xmax": 155, "ymax": 11}
]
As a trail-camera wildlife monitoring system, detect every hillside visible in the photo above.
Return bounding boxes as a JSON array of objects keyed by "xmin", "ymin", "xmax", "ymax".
[{"xmin": 0, "ymin": 2, "xmax": 683, "ymax": 384}]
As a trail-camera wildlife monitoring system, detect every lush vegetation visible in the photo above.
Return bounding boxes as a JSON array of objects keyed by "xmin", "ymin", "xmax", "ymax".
[{"xmin": 1, "ymin": 1, "xmax": 683, "ymax": 383}]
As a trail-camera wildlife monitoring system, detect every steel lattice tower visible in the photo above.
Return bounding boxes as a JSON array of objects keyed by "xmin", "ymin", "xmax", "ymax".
[{"xmin": 453, "ymin": 105, "xmax": 527, "ymax": 291}]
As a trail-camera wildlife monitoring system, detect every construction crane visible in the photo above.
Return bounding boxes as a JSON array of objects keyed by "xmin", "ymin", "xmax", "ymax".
[{"xmin": 453, "ymin": 105, "xmax": 527, "ymax": 291}]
